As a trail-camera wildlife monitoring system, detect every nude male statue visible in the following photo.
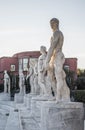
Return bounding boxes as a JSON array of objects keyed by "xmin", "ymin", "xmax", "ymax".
[
  {"xmin": 26, "ymin": 63, "xmax": 34, "ymax": 94},
  {"xmin": 38, "ymin": 46, "xmax": 47, "ymax": 95},
  {"xmin": 45, "ymin": 18, "xmax": 70, "ymax": 102},
  {"xmin": 33, "ymin": 62, "xmax": 40, "ymax": 94},
  {"xmin": 19, "ymin": 70, "xmax": 25, "ymax": 94}
]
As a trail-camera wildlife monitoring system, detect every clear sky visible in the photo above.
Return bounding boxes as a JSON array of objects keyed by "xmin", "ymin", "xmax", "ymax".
[{"xmin": 0, "ymin": 0, "xmax": 85, "ymax": 69}]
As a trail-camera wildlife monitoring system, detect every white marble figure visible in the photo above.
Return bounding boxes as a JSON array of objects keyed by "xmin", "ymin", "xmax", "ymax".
[
  {"xmin": 33, "ymin": 62, "xmax": 40, "ymax": 94},
  {"xmin": 38, "ymin": 46, "xmax": 47, "ymax": 95},
  {"xmin": 19, "ymin": 70, "xmax": 25, "ymax": 95},
  {"xmin": 45, "ymin": 18, "xmax": 70, "ymax": 102},
  {"xmin": 4, "ymin": 70, "xmax": 10, "ymax": 93},
  {"xmin": 26, "ymin": 64, "xmax": 35, "ymax": 94}
]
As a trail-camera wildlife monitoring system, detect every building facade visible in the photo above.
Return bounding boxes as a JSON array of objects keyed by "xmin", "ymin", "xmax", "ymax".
[
  {"xmin": 0, "ymin": 51, "xmax": 77, "ymax": 91},
  {"xmin": 64, "ymin": 58, "xmax": 77, "ymax": 79}
]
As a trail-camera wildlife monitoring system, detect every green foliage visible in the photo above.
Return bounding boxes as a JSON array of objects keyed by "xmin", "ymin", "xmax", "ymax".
[
  {"xmin": 78, "ymin": 69, "xmax": 85, "ymax": 77},
  {"xmin": 76, "ymin": 76, "xmax": 85, "ymax": 90},
  {"xmin": 71, "ymin": 90, "xmax": 85, "ymax": 103},
  {"xmin": 0, "ymin": 84, "xmax": 4, "ymax": 92},
  {"xmin": 64, "ymin": 69, "xmax": 75, "ymax": 89}
]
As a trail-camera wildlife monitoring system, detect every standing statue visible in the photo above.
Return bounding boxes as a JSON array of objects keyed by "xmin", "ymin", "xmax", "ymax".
[
  {"xmin": 33, "ymin": 62, "xmax": 40, "ymax": 94},
  {"xmin": 4, "ymin": 70, "xmax": 10, "ymax": 93},
  {"xmin": 38, "ymin": 46, "xmax": 47, "ymax": 95},
  {"xmin": 26, "ymin": 64, "xmax": 34, "ymax": 94},
  {"xmin": 19, "ymin": 70, "xmax": 25, "ymax": 95},
  {"xmin": 45, "ymin": 18, "xmax": 70, "ymax": 102}
]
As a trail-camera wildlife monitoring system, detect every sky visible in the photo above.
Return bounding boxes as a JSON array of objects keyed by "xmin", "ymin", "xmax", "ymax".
[{"xmin": 0, "ymin": 0, "xmax": 85, "ymax": 69}]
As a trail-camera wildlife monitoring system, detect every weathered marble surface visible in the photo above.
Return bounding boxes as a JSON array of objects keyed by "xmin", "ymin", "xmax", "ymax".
[
  {"xmin": 41, "ymin": 101, "xmax": 84, "ymax": 130},
  {"xmin": 0, "ymin": 93, "xmax": 84, "ymax": 130},
  {"xmin": 14, "ymin": 93, "xmax": 24, "ymax": 103},
  {"xmin": 24, "ymin": 93, "xmax": 36, "ymax": 109}
]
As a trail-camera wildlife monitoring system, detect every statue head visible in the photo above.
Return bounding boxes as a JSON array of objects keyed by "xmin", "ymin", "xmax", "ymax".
[
  {"xmin": 40, "ymin": 46, "xmax": 46, "ymax": 54},
  {"xmin": 4, "ymin": 70, "xmax": 7, "ymax": 74},
  {"xmin": 50, "ymin": 18, "xmax": 59, "ymax": 31}
]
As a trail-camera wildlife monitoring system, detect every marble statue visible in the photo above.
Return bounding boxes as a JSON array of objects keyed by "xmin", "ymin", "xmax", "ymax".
[
  {"xmin": 19, "ymin": 70, "xmax": 25, "ymax": 95},
  {"xmin": 4, "ymin": 70, "xmax": 10, "ymax": 93},
  {"xmin": 14, "ymin": 70, "xmax": 25, "ymax": 103},
  {"xmin": 38, "ymin": 46, "xmax": 47, "ymax": 95},
  {"xmin": 44, "ymin": 18, "xmax": 70, "ymax": 102},
  {"xmin": 26, "ymin": 64, "xmax": 35, "ymax": 93},
  {"xmin": 33, "ymin": 62, "xmax": 40, "ymax": 94}
]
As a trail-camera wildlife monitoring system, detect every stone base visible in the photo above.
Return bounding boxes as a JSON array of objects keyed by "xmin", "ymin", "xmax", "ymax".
[
  {"xmin": 31, "ymin": 97, "xmax": 44, "ymax": 117},
  {"xmin": 31, "ymin": 95, "xmax": 55, "ymax": 117},
  {"xmin": 14, "ymin": 93, "xmax": 24, "ymax": 103},
  {"xmin": 41, "ymin": 101, "xmax": 84, "ymax": 130},
  {"xmin": 24, "ymin": 93, "xmax": 37, "ymax": 109},
  {"xmin": 0, "ymin": 93, "xmax": 10, "ymax": 101}
]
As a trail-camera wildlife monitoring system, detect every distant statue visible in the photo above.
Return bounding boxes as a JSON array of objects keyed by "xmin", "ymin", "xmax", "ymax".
[
  {"xmin": 44, "ymin": 18, "xmax": 70, "ymax": 102},
  {"xmin": 33, "ymin": 62, "xmax": 40, "ymax": 94},
  {"xmin": 19, "ymin": 70, "xmax": 25, "ymax": 95},
  {"xmin": 26, "ymin": 64, "xmax": 35, "ymax": 94},
  {"xmin": 38, "ymin": 46, "xmax": 47, "ymax": 95},
  {"xmin": 4, "ymin": 70, "xmax": 10, "ymax": 93}
]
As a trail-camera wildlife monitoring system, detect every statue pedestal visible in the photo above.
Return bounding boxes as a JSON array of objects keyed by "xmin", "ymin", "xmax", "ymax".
[
  {"xmin": 30, "ymin": 96, "xmax": 48, "ymax": 128},
  {"xmin": 41, "ymin": 101, "xmax": 84, "ymax": 130},
  {"xmin": 24, "ymin": 93, "xmax": 37, "ymax": 109},
  {"xmin": 31, "ymin": 96, "xmax": 45, "ymax": 117},
  {"xmin": 14, "ymin": 93, "xmax": 24, "ymax": 103},
  {"xmin": 0, "ymin": 93, "xmax": 10, "ymax": 101}
]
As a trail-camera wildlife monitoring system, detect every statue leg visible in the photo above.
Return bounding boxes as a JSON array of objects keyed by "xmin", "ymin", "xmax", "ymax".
[
  {"xmin": 30, "ymin": 77, "xmax": 35, "ymax": 93},
  {"xmin": 56, "ymin": 77, "xmax": 63, "ymax": 102},
  {"xmin": 54, "ymin": 64, "xmax": 64, "ymax": 102},
  {"xmin": 4, "ymin": 82, "xmax": 6, "ymax": 93}
]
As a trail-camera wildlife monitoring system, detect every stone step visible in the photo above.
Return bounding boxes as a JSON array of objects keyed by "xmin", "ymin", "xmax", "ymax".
[
  {"xmin": 19, "ymin": 108, "xmax": 40, "ymax": 130},
  {"xmin": 0, "ymin": 108, "xmax": 9, "ymax": 115},
  {"xmin": 0, "ymin": 104, "xmax": 14, "ymax": 111},
  {"xmin": 5, "ymin": 109, "xmax": 23, "ymax": 130},
  {"xmin": 0, "ymin": 93, "xmax": 10, "ymax": 101},
  {"xmin": 20, "ymin": 115, "xmax": 40, "ymax": 130},
  {"xmin": 0, "ymin": 100, "xmax": 15, "ymax": 107},
  {"xmin": 0, "ymin": 108, "xmax": 9, "ymax": 130}
]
